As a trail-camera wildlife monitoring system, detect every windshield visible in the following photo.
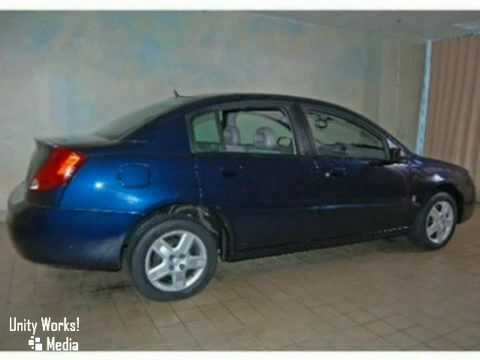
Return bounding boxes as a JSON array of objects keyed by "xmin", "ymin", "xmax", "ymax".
[{"xmin": 95, "ymin": 97, "xmax": 194, "ymax": 140}]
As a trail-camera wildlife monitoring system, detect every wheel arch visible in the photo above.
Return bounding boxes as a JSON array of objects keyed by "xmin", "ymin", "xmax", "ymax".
[
  {"xmin": 418, "ymin": 182, "xmax": 464, "ymax": 223},
  {"xmin": 121, "ymin": 203, "xmax": 235, "ymax": 265},
  {"xmin": 435, "ymin": 183, "xmax": 464, "ymax": 222}
]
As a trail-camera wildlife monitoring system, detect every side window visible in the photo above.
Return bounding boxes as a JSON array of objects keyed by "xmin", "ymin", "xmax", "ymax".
[
  {"xmin": 222, "ymin": 109, "xmax": 296, "ymax": 155},
  {"xmin": 305, "ymin": 110, "xmax": 387, "ymax": 160},
  {"xmin": 191, "ymin": 111, "xmax": 221, "ymax": 153}
]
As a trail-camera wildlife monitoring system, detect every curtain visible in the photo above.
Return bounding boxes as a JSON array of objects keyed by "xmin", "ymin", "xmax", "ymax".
[{"xmin": 424, "ymin": 36, "xmax": 480, "ymax": 198}]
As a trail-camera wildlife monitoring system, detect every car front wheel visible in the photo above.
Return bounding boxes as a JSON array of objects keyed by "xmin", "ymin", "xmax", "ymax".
[
  {"xmin": 410, "ymin": 192, "xmax": 458, "ymax": 249},
  {"xmin": 128, "ymin": 216, "xmax": 217, "ymax": 301}
]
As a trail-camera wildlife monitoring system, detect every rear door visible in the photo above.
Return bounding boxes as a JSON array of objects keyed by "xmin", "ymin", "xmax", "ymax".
[
  {"xmin": 300, "ymin": 104, "xmax": 411, "ymax": 241},
  {"xmin": 188, "ymin": 100, "xmax": 314, "ymax": 253}
]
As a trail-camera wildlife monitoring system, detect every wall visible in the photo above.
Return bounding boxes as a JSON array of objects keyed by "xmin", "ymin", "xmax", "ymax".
[
  {"xmin": 376, "ymin": 38, "xmax": 425, "ymax": 151},
  {"xmin": 0, "ymin": 11, "xmax": 424, "ymax": 210}
]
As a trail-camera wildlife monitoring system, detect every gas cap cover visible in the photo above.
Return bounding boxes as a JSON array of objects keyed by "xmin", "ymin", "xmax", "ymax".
[{"xmin": 117, "ymin": 163, "xmax": 150, "ymax": 188}]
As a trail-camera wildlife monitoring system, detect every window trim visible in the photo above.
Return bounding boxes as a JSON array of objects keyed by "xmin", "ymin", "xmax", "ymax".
[
  {"xmin": 301, "ymin": 105, "xmax": 390, "ymax": 161},
  {"xmin": 186, "ymin": 100, "xmax": 302, "ymax": 158}
]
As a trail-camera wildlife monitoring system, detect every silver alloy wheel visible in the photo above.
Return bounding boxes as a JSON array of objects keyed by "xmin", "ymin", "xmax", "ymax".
[
  {"xmin": 426, "ymin": 200, "xmax": 455, "ymax": 244},
  {"xmin": 144, "ymin": 230, "xmax": 208, "ymax": 292}
]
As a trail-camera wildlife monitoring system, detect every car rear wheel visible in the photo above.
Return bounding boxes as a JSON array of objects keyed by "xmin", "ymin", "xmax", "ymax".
[
  {"xmin": 410, "ymin": 192, "xmax": 457, "ymax": 249},
  {"xmin": 128, "ymin": 215, "xmax": 217, "ymax": 301}
]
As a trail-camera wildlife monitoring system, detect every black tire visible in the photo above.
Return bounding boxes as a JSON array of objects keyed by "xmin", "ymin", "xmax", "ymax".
[
  {"xmin": 409, "ymin": 192, "xmax": 458, "ymax": 250},
  {"xmin": 127, "ymin": 214, "xmax": 217, "ymax": 301}
]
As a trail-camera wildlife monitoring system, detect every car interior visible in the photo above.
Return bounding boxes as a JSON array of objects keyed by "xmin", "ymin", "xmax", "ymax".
[
  {"xmin": 192, "ymin": 109, "xmax": 296, "ymax": 155},
  {"xmin": 191, "ymin": 107, "xmax": 389, "ymax": 161}
]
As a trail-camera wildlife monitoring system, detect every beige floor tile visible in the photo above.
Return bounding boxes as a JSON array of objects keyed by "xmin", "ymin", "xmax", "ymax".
[
  {"xmin": 383, "ymin": 331, "xmax": 421, "ymax": 349},
  {"xmin": 443, "ymin": 326, "xmax": 480, "ymax": 349},
  {"xmin": 331, "ymin": 300, "xmax": 359, "ymax": 314},
  {"xmin": 169, "ymin": 298, "xmax": 197, "ymax": 312},
  {"xmin": 345, "ymin": 309, "xmax": 377, "ymax": 324},
  {"xmin": 426, "ymin": 336, "xmax": 465, "ymax": 350},
  {"xmin": 174, "ymin": 307, "xmax": 207, "ymax": 323},
  {"xmin": 383, "ymin": 314, "xmax": 417, "ymax": 330},
  {"xmin": 403, "ymin": 324, "xmax": 443, "ymax": 343},
  {"xmin": 365, "ymin": 319, "xmax": 397, "ymax": 337},
  {"xmin": 288, "ymin": 337, "xmax": 333, "ymax": 350}
]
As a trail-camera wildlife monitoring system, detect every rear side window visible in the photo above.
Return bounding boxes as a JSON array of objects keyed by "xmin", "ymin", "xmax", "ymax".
[
  {"xmin": 190, "ymin": 108, "xmax": 296, "ymax": 155},
  {"xmin": 191, "ymin": 112, "xmax": 222, "ymax": 153}
]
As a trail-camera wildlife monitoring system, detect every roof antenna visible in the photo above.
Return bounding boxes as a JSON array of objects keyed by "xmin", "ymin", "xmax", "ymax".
[{"xmin": 173, "ymin": 89, "xmax": 180, "ymax": 98}]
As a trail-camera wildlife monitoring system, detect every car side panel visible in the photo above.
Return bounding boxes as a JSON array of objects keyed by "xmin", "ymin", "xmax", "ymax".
[
  {"xmin": 61, "ymin": 115, "xmax": 198, "ymax": 214},
  {"xmin": 60, "ymin": 154, "xmax": 197, "ymax": 214},
  {"xmin": 194, "ymin": 153, "xmax": 315, "ymax": 252},
  {"xmin": 306, "ymin": 156, "xmax": 411, "ymax": 240},
  {"xmin": 51, "ymin": 117, "xmax": 199, "ymax": 268}
]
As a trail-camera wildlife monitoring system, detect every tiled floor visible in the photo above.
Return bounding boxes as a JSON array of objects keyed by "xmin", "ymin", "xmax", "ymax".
[{"xmin": 1, "ymin": 209, "xmax": 480, "ymax": 350}]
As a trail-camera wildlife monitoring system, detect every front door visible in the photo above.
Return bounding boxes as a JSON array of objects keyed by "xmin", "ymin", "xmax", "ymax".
[
  {"xmin": 300, "ymin": 106, "xmax": 411, "ymax": 242},
  {"xmin": 189, "ymin": 102, "xmax": 314, "ymax": 252}
]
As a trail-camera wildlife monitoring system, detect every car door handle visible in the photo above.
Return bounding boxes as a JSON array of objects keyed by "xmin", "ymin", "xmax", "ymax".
[
  {"xmin": 324, "ymin": 167, "xmax": 347, "ymax": 179},
  {"xmin": 221, "ymin": 169, "xmax": 237, "ymax": 177},
  {"xmin": 220, "ymin": 164, "xmax": 245, "ymax": 177}
]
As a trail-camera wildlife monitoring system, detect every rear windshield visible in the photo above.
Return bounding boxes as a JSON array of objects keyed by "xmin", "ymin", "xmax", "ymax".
[{"xmin": 95, "ymin": 97, "xmax": 194, "ymax": 140}]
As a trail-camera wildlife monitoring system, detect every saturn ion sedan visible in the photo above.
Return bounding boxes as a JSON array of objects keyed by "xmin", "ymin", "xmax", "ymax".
[{"xmin": 7, "ymin": 93, "xmax": 476, "ymax": 301}]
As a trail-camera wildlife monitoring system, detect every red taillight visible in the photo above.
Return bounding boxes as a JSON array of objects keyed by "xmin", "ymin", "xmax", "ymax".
[{"xmin": 30, "ymin": 148, "xmax": 86, "ymax": 191}]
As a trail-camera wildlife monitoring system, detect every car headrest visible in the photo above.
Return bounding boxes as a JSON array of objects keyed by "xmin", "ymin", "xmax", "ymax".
[
  {"xmin": 224, "ymin": 126, "xmax": 241, "ymax": 145},
  {"xmin": 254, "ymin": 127, "xmax": 276, "ymax": 149}
]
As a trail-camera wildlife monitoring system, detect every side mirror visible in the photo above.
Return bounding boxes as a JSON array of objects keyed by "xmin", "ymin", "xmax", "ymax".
[{"xmin": 389, "ymin": 147, "xmax": 406, "ymax": 162}]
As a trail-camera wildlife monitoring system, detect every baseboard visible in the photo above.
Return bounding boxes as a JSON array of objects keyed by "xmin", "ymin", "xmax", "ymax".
[{"xmin": 0, "ymin": 209, "xmax": 6, "ymax": 223}]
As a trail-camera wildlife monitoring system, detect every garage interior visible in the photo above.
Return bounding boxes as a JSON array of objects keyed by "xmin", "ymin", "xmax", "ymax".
[{"xmin": 1, "ymin": 10, "xmax": 480, "ymax": 350}]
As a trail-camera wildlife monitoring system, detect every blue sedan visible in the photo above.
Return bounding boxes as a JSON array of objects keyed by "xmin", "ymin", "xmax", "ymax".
[{"xmin": 7, "ymin": 93, "xmax": 476, "ymax": 301}]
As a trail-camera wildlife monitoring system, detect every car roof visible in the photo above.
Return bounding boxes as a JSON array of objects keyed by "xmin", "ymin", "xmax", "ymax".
[
  {"xmin": 174, "ymin": 92, "xmax": 377, "ymax": 126},
  {"xmin": 180, "ymin": 92, "xmax": 351, "ymax": 111}
]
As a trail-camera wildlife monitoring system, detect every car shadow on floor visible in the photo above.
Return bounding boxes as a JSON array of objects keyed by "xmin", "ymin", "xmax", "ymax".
[{"xmin": 86, "ymin": 237, "xmax": 425, "ymax": 295}]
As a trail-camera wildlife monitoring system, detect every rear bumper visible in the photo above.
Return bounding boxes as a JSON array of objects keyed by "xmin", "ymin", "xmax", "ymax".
[{"xmin": 7, "ymin": 183, "xmax": 141, "ymax": 270}]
